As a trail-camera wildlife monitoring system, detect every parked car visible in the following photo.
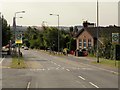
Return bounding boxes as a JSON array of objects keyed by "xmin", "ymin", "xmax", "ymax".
[
  {"xmin": 24, "ymin": 47, "xmax": 29, "ymax": 50},
  {"xmin": 21, "ymin": 45, "xmax": 24, "ymax": 48},
  {"xmin": 82, "ymin": 49, "xmax": 88, "ymax": 56}
]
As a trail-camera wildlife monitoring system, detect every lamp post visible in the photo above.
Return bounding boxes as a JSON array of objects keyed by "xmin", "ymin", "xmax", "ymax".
[
  {"xmin": 50, "ymin": 14, "xmax": 60, "ymax": 53},
  {"xmin": 96, "ymin": 0, "xmax": 99, "ymax": 63},
  {"xmin": 0, "ymin": 13, "xmax": 1, "ymax": 51},
  {"xmin": 13, "ymin": 11, "xmax": 25, "ymax": 42},
  {"xmin": 13, "ymin": 11, "xmax": 25, "ymax": 65}
]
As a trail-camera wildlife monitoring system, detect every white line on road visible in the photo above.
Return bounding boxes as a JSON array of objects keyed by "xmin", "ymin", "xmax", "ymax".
[
  {"xmin": 66, "ymin": 69, "xmax": 70, "ymax": 71},
  {"xmin": 58, "ymin": 65, "xmax": 61, "ymax": 67},
  {"xmin": 78, "ymin": 76, "xmax": 85, "ymax": 80},
  {"xmin": 56, "ymin": 67, "xmax": 59, "ymax": 70},
  {"xmin": 0, "ymin": 57, "xmax": 5, "ymax": 64},
  {"xmin": 89, "ymin": 82, "xmax": 99, "ymax": 88},
  {"xmin": 27, "ymin": 81, "xmax": 31, "ymax": 90},
  {"xmin": 62, "ymin": 67, "xmax": 65, "ymax": 69},
  {"xmin": 54, "ymin": 63, "xmax": 57, "ymax": 65}
]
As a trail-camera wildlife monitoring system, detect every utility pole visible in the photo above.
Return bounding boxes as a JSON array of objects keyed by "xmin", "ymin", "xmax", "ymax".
[
  {"xmin": 96, "ymin": 0, "xmax": 99, "ymax": 63},
  {"xmin": 0, "ymin": 13, "xmax": 2, "ymax": 58},
  {"xmin": 50, "ymin": 14, "xmax": 60, "ymax": 54}
]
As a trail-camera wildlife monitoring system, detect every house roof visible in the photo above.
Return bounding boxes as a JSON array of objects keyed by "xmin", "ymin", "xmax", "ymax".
[{"xmin": 75, "ymin": 26, "xmax": 120, "ymax": 38}]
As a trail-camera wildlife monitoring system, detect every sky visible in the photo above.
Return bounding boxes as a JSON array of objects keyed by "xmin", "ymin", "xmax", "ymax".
[{"xmin": 1, "ymin": 0, "xmax": 119, "ymax": 26}]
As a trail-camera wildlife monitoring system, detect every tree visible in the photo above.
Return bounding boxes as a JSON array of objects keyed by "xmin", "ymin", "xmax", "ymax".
[{"xmin": 2, "ymin": 16, "xmax": 11, "ymax": 46}]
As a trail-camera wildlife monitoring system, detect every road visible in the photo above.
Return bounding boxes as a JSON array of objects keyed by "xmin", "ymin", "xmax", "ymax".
[
  {"xmin": 2, "ymin": 49, "xmax": 118, "ymax": 89},
  {"xmin": 23, "ymin": 49, "xmax": 118, "ymax": 88}
]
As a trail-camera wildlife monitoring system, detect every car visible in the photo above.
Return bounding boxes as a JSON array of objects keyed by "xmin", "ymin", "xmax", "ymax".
[
  {"xmin": 82, "ymin": 49, "xmax": 88, "ymax": 56},
  {"xmin": 21, "ymin": 45, "xmax": 24, "ymax": 48},
  {"xmin": 24, "ymin": 47, "xmax": 29, "ymax": 50}
]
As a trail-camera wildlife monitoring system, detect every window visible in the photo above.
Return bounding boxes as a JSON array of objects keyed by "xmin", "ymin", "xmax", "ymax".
[
  {"xmin": 88, "ymin": 39, "xmax": 92, "ymax": 47},
  {"xmin": 79, "ymin": 39, "xmax": 82, "ymax": 48},
  {"xmin": 83, "ymin": 39, "xmax": 86, "ymax": 48}
]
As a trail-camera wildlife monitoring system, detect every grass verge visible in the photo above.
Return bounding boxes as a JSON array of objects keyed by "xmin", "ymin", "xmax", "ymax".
[
  {"xmin": 92, "ymin": 58, "xmax": 120, "ymax": 68},
  {"xmin": 10, "ymin": 56, "xmax": 27, "ymax": 69}
]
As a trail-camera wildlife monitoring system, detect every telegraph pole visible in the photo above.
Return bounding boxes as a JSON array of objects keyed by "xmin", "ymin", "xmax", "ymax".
[
  {"xmin": 96, "ymin": 0, "xmax": 99, "ymax": 63},
  {"xmin": 0, "ymin": 13, "xmax": 2, "ymax": 58}
]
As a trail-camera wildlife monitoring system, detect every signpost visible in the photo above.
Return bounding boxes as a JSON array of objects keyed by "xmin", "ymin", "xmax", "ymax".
[
  {"xmin": 112, "ymin": 33, "xmax": 119, "ymax": 66},
  {"xmin": 112, "ymin": 33, "xmax": 119, "ymax": 44},
  {"xmin": 15, "ymin": 31, "xmax": 23, "ymax": 44},
  {"xmin": 15, "ymin": 31, "xmax": 23, "ymax": 65}
]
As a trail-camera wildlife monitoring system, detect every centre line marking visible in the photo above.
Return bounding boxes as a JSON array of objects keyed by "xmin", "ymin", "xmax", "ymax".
[
  {"xmin": 78, "ymin": 76, "xmax": 85, "ymax": 80},
  {"xmin": 66, "ymin": 69, "xmax": 70, "ymax": 71},
  {"xmin": 58, "ymin": 65, "xmax": 61, "ymax": 67},
  {"xmin": 27, "ymin": 81, "xmax": 31, "ymax": 90},
  {"xmin": 89, "ymin": 82, "xmax": 99, "ymax": 88}
]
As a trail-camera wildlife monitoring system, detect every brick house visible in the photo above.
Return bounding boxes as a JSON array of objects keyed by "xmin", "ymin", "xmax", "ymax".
[{"xmin": 75, "ymin": 21, "xmax": 120, "ymax": 51}]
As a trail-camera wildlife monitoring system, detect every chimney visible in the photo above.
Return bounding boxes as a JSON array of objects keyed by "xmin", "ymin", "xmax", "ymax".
[{"xmin": 83, "ymin": 21, "xmax": 88, "ymax": 28}]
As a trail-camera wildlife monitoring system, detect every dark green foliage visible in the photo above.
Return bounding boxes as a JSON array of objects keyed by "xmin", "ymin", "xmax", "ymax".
[
  {"xmin": 24, "ymin": 26, "xmax": 76, "ymax": 52},
  {"xmin": 2, "ymin": 17, "xmax": 11, "ymax": 46}
]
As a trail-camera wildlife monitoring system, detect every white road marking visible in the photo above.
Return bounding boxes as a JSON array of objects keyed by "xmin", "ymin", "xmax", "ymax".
[
  {"xmin": 0, "ymin": 57, "xmax": 5, "ymax": 64},
  {"xmin": 27, "ymin": 81, "xmax": 31, "ymax": 90},
  {"xmin": 89, "ymin": 82, "xmax": 99, "ymax": 88},
  {"xmin": 30, "ymin": 68, "xmax": 46, "ymax": 71},
  {"xmin": 47, "ymin": 68, "xmax": 50, "ymax": 70},
  {"xmin": 54, "ymin": 63, "xmax": 57, "ymax": 65},
  {"xmin": 58, "ymin": 65, "xmax": 61, "ymax": 67},
  {"xmin": 56, "ymin": 67, "xmax": 59, "ymax": 70},
  {"xmin": 66, "ymin": 69, "xmax": 70, "ymax": 71},
  {"xmin": 62, "ymin": 67, "xmax": 65, "ymax": 69},
  {"xmin": 42, "ymin": 68, "xmax": 45, "ymax": 71},
  {"xmin": 78, "ymin": 76, "xmax": 85, "ymax": 80}
]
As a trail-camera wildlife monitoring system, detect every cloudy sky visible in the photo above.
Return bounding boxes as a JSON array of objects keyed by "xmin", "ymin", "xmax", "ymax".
[{"xmin": 1, "ymin": 0, "xmax": 119, "ymax": 26}]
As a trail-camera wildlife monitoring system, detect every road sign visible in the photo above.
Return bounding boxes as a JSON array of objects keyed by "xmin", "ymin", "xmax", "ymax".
[
  {"xmin": 15, "ymin": 31, "xmax": 22, "ymax": 44},
  {"xmin": 112, "ymin": 33, "xmax": 119, "ymax": 44}
]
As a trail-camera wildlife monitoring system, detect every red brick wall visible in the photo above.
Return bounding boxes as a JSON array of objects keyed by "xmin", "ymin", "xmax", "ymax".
[{"xmin": 76, "ymin": 30, "xmax": 94, "ymax": 49}]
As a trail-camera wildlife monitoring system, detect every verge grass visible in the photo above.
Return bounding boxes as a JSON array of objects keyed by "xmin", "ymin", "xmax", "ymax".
[
  {"xmin": 92, "ymin": 58, "xmax": 120, "ymax": 68},
  {"xmin": 11, "ymin": 56, "xmax": 27, "ymax": 69}
]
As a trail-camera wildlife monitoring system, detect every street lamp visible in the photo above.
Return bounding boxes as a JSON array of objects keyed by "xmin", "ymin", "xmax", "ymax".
[
  {"xmin": 13, "ymin": 11, "xmax": 25, "ymax": 65},
  {"xmin": 15, "ymin": 11, "xmax": 25, "ymax": 17},
  {"xmin": 13, "ymin": 11, "xmax": 25, "ymax": 42},
  {"xmin": 50, "ymin": 13, "xmax": 60, "ymax": 53}
]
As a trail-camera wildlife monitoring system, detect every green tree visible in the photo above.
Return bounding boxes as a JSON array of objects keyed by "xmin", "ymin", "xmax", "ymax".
[{"xmin": 2, "ymin": 16, "xmax": 11, "ymax": 46}]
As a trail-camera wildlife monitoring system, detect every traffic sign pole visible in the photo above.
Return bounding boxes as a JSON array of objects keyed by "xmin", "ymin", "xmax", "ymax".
[
  {"xmin": 112, "ymin": 33, "xmax": 119, "ymax": 66},
  {"xmin": 114, "ymin": 45, "xmax": 116, "ymax": 66}
]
